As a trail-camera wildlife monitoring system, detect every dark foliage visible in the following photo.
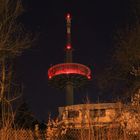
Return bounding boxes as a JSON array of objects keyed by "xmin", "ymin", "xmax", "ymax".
[{"xmin": 14, "ymin": 102, "xmax": 38, "ymax": 129}]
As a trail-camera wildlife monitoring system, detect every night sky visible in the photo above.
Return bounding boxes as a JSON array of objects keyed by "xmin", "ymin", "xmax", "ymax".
[{"xmin": 15, "ymin": 0, "xmax": 132, "ymax": 120}]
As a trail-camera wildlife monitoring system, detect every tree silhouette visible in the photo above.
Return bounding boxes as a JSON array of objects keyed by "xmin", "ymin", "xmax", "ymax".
[
  {"xmin": 98, "ymin": 0, "xmax": 140, "ymax": 99},
  {"xmin": 0, "ymin": 0, "xmax": 36, "ymax": 128},
  {"xmin": 14, "ymin": 101, "xmax": 38, "ymax": 129}
]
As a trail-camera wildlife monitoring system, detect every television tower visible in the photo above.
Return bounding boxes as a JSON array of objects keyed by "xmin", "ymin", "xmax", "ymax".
[{"xmin": 48, "ymin": 14, "xmax": 91, "ymax": 105}]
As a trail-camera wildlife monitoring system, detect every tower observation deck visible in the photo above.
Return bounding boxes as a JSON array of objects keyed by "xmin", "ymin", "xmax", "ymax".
[{"xmin": 48, "ymin": 14, "xmax": 91, "ymax": 105}]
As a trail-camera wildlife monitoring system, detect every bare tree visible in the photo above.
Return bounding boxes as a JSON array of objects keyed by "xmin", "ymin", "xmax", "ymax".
[{"xmin": 0, "ymin": 0, "xmax": 36, "ymax": 130}]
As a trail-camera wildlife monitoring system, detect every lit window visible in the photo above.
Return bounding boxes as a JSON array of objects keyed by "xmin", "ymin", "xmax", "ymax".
[
  {"xmin": 68, "ymin": 110, "xmax": 79, "ymax": 118},
  {"xmin": 90, "ymin": 109, "xmax": 106, "ymax": 118}
]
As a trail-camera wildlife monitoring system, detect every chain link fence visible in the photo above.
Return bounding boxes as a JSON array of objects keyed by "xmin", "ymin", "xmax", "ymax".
[
  {"xmin": 46, "ymin": 126, "xmax": 140, "ymax": 140},
  {"xmin": 0, "ymin": 125, "xmax": 139, "ymax": 140}
]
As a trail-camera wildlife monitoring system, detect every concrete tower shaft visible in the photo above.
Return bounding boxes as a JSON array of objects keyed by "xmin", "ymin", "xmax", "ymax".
[{"xmin": 48, "ymin": 13, "xmax": 91, "ymax": 106}]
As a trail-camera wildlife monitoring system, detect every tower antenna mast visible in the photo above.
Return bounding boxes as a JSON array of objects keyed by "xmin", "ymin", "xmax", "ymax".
[{"xmin": 66, "ymin": 13, "xmax": 72, "ymax": 63}]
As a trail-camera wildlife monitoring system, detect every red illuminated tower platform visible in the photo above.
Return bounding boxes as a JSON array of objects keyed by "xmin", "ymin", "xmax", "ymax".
[{"xmin": 48, "ymin": 14, "xmax": 91, "ymax": 105}]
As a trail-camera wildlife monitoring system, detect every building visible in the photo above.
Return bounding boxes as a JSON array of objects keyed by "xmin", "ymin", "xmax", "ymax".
[{"xmin": 58, "ymin": 102, "xmax": 122, "ymax": 128}]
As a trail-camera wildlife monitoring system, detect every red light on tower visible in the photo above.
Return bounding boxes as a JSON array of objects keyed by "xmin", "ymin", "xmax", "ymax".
[
  {"xmin": 87, "ymin": 75, "xmax": 91, "ymax": 80},
  {"xmin": 66, "ymin": 45, "xmax": 71, "ymax": 50},
  {"xmin": 66, "ymin": 13, "xmax": 71, "ymax": 19}
]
